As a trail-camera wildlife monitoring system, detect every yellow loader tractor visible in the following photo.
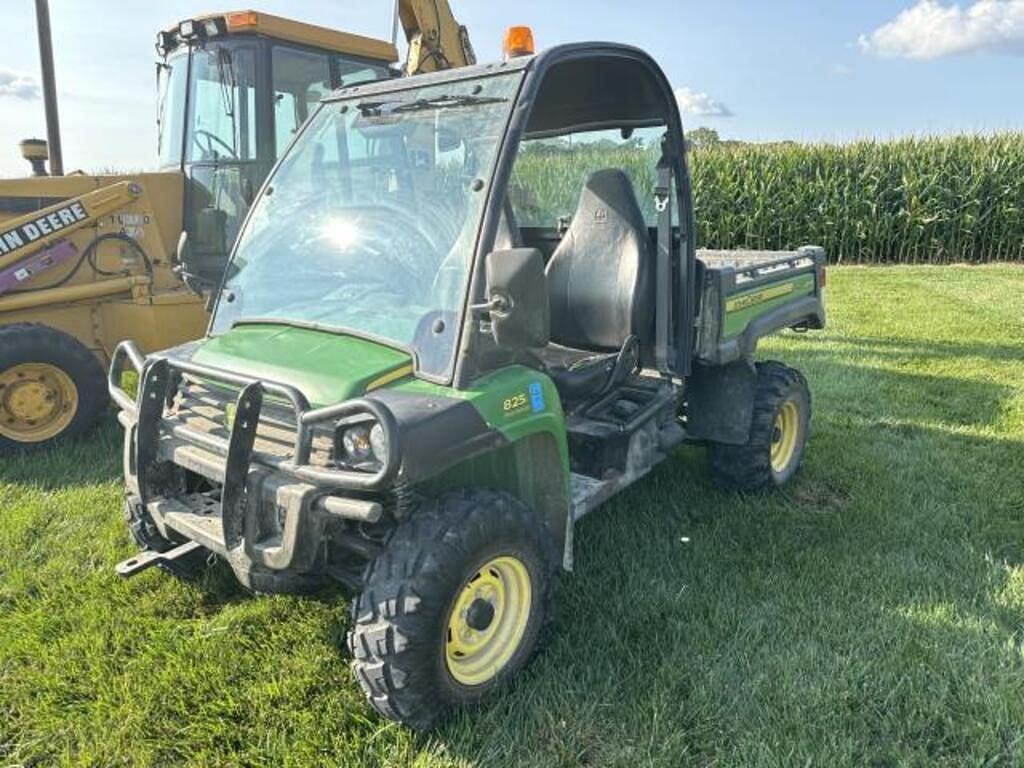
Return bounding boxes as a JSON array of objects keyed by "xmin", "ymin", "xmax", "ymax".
[{"xmin": 0, "ymin": 4, "xmax": 475, "ymax": 452}]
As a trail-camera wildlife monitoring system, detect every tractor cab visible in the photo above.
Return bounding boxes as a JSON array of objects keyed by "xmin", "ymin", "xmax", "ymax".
[{"xmin": 155, "ymin": 11, "xmax": 397, "ymax": 286}]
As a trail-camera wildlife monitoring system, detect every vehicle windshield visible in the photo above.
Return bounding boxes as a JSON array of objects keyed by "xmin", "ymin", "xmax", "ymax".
[{"xmin": 211, "ymin": 73, "xmax": 521, "ymax": 379}]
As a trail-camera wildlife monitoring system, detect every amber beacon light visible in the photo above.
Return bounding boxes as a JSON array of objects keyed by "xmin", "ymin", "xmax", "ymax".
[
  {"xmin": 503, "ymin": 26, "xmax": 535, "ymax": 59},
  {"xmin": 227, "ymin": 11, "xmax": 259, "ymax": 30}
]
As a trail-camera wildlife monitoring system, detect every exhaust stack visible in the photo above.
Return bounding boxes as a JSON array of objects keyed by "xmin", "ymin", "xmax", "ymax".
[{"xmin": 34, "ymin": 0, "xmax": 63, "ymax": 176}]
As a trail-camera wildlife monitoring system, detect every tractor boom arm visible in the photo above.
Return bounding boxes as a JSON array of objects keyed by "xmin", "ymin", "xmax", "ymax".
[
  {"xmin": 398, "ymin": 0, "xmax": 476, "ymax": 76},
  {"xmin": 0, "ymin": 181, "xmax": 141, "ymax": 274}
]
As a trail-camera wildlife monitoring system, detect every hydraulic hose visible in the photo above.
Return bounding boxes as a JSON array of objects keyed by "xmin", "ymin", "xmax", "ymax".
[{"xmin": 8, "ymin": 232, "xmax": 153, "ymax": 294}]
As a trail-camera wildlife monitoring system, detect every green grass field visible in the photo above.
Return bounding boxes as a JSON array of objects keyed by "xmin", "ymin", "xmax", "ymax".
[{"xmin": 2, "ymin": 265, "xmax": 1023, "ymax": 767}]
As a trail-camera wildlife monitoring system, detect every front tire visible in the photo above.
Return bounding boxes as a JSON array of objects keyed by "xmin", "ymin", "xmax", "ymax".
[
  {"xmin": 0, "ymin": 323, "xmax": 107, "ymax": 452},
  {"xmin": 708, "ymin": 361, "xmax": 811, "ymax": 490},
  {"xmin": 348, "ymin": 489, "xmax": 558, "ymax": 730}
]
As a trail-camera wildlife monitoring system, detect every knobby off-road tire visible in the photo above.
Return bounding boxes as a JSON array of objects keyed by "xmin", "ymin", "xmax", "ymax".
[
  {"xmin": 348, "ymin": 489, "xmax": 559, "ymax": 730},
  {"xmin": 708, "ymin": 361, "xmax": 811, "ymax": 490},
  {"xmin": 0, "ymin": 323, "xmax": 108, "ymax": 453}
]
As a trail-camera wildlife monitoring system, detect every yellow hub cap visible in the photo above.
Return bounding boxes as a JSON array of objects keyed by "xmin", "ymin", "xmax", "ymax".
[
  {"xmin": 770, "ymin": 400, "xmax": 800, "ymax": 474},
  {"xmin": 445, "ymin": 555, "xmax": 532, "ymax": 686},
  {"xmin": 0, "ymin": 363, "xmax": 79, "ymax": 443}
]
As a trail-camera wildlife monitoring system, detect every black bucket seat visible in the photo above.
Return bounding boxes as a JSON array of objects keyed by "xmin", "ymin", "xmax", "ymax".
[{"xmin": 541, "ymin": 169, "xmax": 653, "ymax": 402}]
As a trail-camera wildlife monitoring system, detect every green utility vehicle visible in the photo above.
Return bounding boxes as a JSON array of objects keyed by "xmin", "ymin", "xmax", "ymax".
[{"xmin": 110, "ymin": 42, "xmax": 826, "ymax": 729}]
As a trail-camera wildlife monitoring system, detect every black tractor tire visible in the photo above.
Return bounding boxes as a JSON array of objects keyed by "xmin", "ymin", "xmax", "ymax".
[
  {"xmin": 348, "ymin": 489, "xmax": 559, "ymax": 730},
  {"xmin": 0, "ymin": 323, "xmax": 108, "ymax": 453},
  {"xmin": 708, "ymin": 361, "xmax": 811, "ymax": 490}
]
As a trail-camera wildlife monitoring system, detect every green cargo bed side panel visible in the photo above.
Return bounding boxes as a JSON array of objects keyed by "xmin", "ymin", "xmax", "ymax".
[
  {"xmin": 722, "ymin": 273, "xmax": 816, "ymax": 339},
  {"xmin": 192, "ymin": 325, "xmax": 413, "ymax": 406}
]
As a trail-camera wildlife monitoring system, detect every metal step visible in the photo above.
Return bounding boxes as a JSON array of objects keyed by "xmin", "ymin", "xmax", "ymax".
[
  {"xmin": 570, "ymin": 472, "xmax": 619, "ymax": 521},
  {"xmin": 151, "ymin": 493, "xmax": 228, "ymax": 555}
]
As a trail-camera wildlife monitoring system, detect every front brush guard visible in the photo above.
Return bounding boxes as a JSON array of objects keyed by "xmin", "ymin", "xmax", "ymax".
[
  {"xmin": 110, "ymin": 340, "xmax": 400, "ymax": 584},
  {"xmin": 109, "ymin": 340, "xmax": 401, "ymax": 496}
]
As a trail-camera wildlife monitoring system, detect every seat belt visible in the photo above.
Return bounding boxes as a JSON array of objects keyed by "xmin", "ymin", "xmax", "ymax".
[{"xmin": 654, "ymin": 142, "xmax": 674, "ymax": 374}]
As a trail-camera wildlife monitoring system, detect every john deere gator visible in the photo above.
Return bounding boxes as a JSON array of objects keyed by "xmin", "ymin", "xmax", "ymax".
[{"xmin": 110, "ymin": 38, "xmax": 826, "ymax": 729}]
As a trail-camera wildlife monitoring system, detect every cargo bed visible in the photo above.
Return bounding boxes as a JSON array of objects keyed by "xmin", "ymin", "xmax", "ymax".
[{"xmin": 694, "ymin": 246, "xmax": 826, "ymax": 365}]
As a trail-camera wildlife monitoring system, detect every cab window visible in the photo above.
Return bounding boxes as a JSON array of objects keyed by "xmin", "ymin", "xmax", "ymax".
[
  {"xmin": 187, "ymin": 44, "xmax": 257, "ymax": 162},
  {"xmin": 335, "ymin": 58, "xmax": 390, "ymax": 88},
  {"xmin": 509, "ymin": 127, "xmax": 664, "ymax": 229},
  {"xmin": 272, "ymin": 46, "xmax": 333, "ymax": 157}
]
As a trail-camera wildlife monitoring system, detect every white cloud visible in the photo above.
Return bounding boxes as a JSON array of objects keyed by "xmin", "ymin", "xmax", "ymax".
[
  {"xmin": 674, "ymin": 87, "xmax": 733, "ymax": 118},
  {"xmin": 859, "ymin": 0, "xmax": 1024, "ymax": 60},
  {"xmin": 0, "ymin": 68, "xmax": 40, "ymax": 100},
  {"xmin": 830, "ymin": 63, "xmax": 854, "ymax": 77}
]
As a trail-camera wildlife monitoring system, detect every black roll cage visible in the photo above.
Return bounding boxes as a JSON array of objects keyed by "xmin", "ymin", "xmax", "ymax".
[
  {"xmin": 468, "ymin": 44, "xmax": 696, "ymax": 387},
  {"xmin": 331, "ymin": 43, "xmax": 697, "ymax": 387},
  {"xmin": 242, "ymin": 43, "xmax": 697, "ymax": 390},
  {"xmin": 460, "ymin": 43, "xmax": 697, "ymax": 387}
]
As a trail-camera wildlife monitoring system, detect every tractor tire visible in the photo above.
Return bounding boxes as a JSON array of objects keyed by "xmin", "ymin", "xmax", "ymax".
[
  {"xmin": 708, "ymin": 361, "xmax": 811, "ymax": 490},
  {"xmin": 0, "ymin": 323, "xmax": 108, "ymax": 453},
  {"xmin": 348, "ymin": 489, "xmax": 558, "ymax": 730}
]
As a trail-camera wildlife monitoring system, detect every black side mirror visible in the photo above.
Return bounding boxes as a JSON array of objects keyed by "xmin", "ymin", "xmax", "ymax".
[{"xmin": 479, "ymin": 248, "xmax": 549, "ymax": 350}]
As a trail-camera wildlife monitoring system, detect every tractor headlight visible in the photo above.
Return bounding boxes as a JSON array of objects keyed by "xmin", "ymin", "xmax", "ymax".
[
  {"xmin": 203, "ymin": 18, "xmax": 226, "ymax": 37},
  {"xmin": 156, "ymin": 30, "xmax": 176, "ymax": 55},
  {"xmin": 337, "ymin": 421, "xmax": 388, "ymax": 470}
]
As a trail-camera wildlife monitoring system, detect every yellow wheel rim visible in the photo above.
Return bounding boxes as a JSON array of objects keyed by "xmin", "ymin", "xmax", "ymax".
[
  {"xmin": 770, "ymin": 400, "xmax": 800, "ymax": 474},
  {"xmin": 0, "ymin": 363, "xmax": 79, "ymax": 443},
  {"xmin": 445, "ymin": 555, "xmax": 532, "ymax": 687}
]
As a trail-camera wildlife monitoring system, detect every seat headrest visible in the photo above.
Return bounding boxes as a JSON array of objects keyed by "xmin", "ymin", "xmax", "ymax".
[
  {"xmin": 571, "ymin": 169, "xmax": 647, "ymax": 232},
  {"xmin": 545, "ymin": 168, "xmax": 653, "ymax": 351}
]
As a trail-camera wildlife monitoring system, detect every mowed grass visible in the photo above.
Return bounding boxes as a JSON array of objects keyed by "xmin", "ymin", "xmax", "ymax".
[{"xmin": 2, "ymin": 265, "xmax": 1023, "ymax": 767}]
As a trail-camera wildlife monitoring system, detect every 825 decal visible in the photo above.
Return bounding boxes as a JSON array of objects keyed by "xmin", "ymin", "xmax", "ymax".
[
  {"xmin": 502, "ymin": 381, "xmax": 546, "ymax": 417},
  {"xmin": 503, "ymin": 392, "xmax": 528, "ymax": 413}
]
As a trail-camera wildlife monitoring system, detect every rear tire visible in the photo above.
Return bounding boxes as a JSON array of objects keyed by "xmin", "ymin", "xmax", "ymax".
[
  {"xmin": 0, "ymin": 323, "xmax": 107, "ymax": 453},
  {"xmin": 348, "ymin": 489, "xmax": 558, "ymax": 730},
  {"xmin": 708, "ymin": 361, "xmax": 811, "ymax": 490}
]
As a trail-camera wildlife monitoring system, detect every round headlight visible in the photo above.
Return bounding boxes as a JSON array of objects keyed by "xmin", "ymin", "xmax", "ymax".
[
  {"xmin": 369, "ymin": 423, "xmax": 388, "ymax": 465},
  {"xmin": 341, "ymin": 424, "xmax": 373, "ymax": 462}
]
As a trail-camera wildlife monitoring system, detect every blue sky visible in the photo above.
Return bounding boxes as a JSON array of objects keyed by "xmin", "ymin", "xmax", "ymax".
[{"xmin": 1, "ymin": 0, "xmax": 1022, "ymax": 176}]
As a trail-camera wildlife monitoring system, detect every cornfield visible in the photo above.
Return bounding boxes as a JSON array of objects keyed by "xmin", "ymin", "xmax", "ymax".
[{"xmin": 513, "ymin": 133, "xmax": 1024, "ymax": 264}]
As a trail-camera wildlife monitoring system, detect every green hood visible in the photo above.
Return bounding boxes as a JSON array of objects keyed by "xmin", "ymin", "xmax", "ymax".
[{"xmin": 192, "ymin": 324, "xmax": 413, "ymax": 407}]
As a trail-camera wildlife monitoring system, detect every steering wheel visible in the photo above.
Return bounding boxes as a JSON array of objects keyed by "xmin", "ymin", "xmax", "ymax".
[{"xmin": 193, "ymin": 129, "xmax": 238, "ymax": 160}]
